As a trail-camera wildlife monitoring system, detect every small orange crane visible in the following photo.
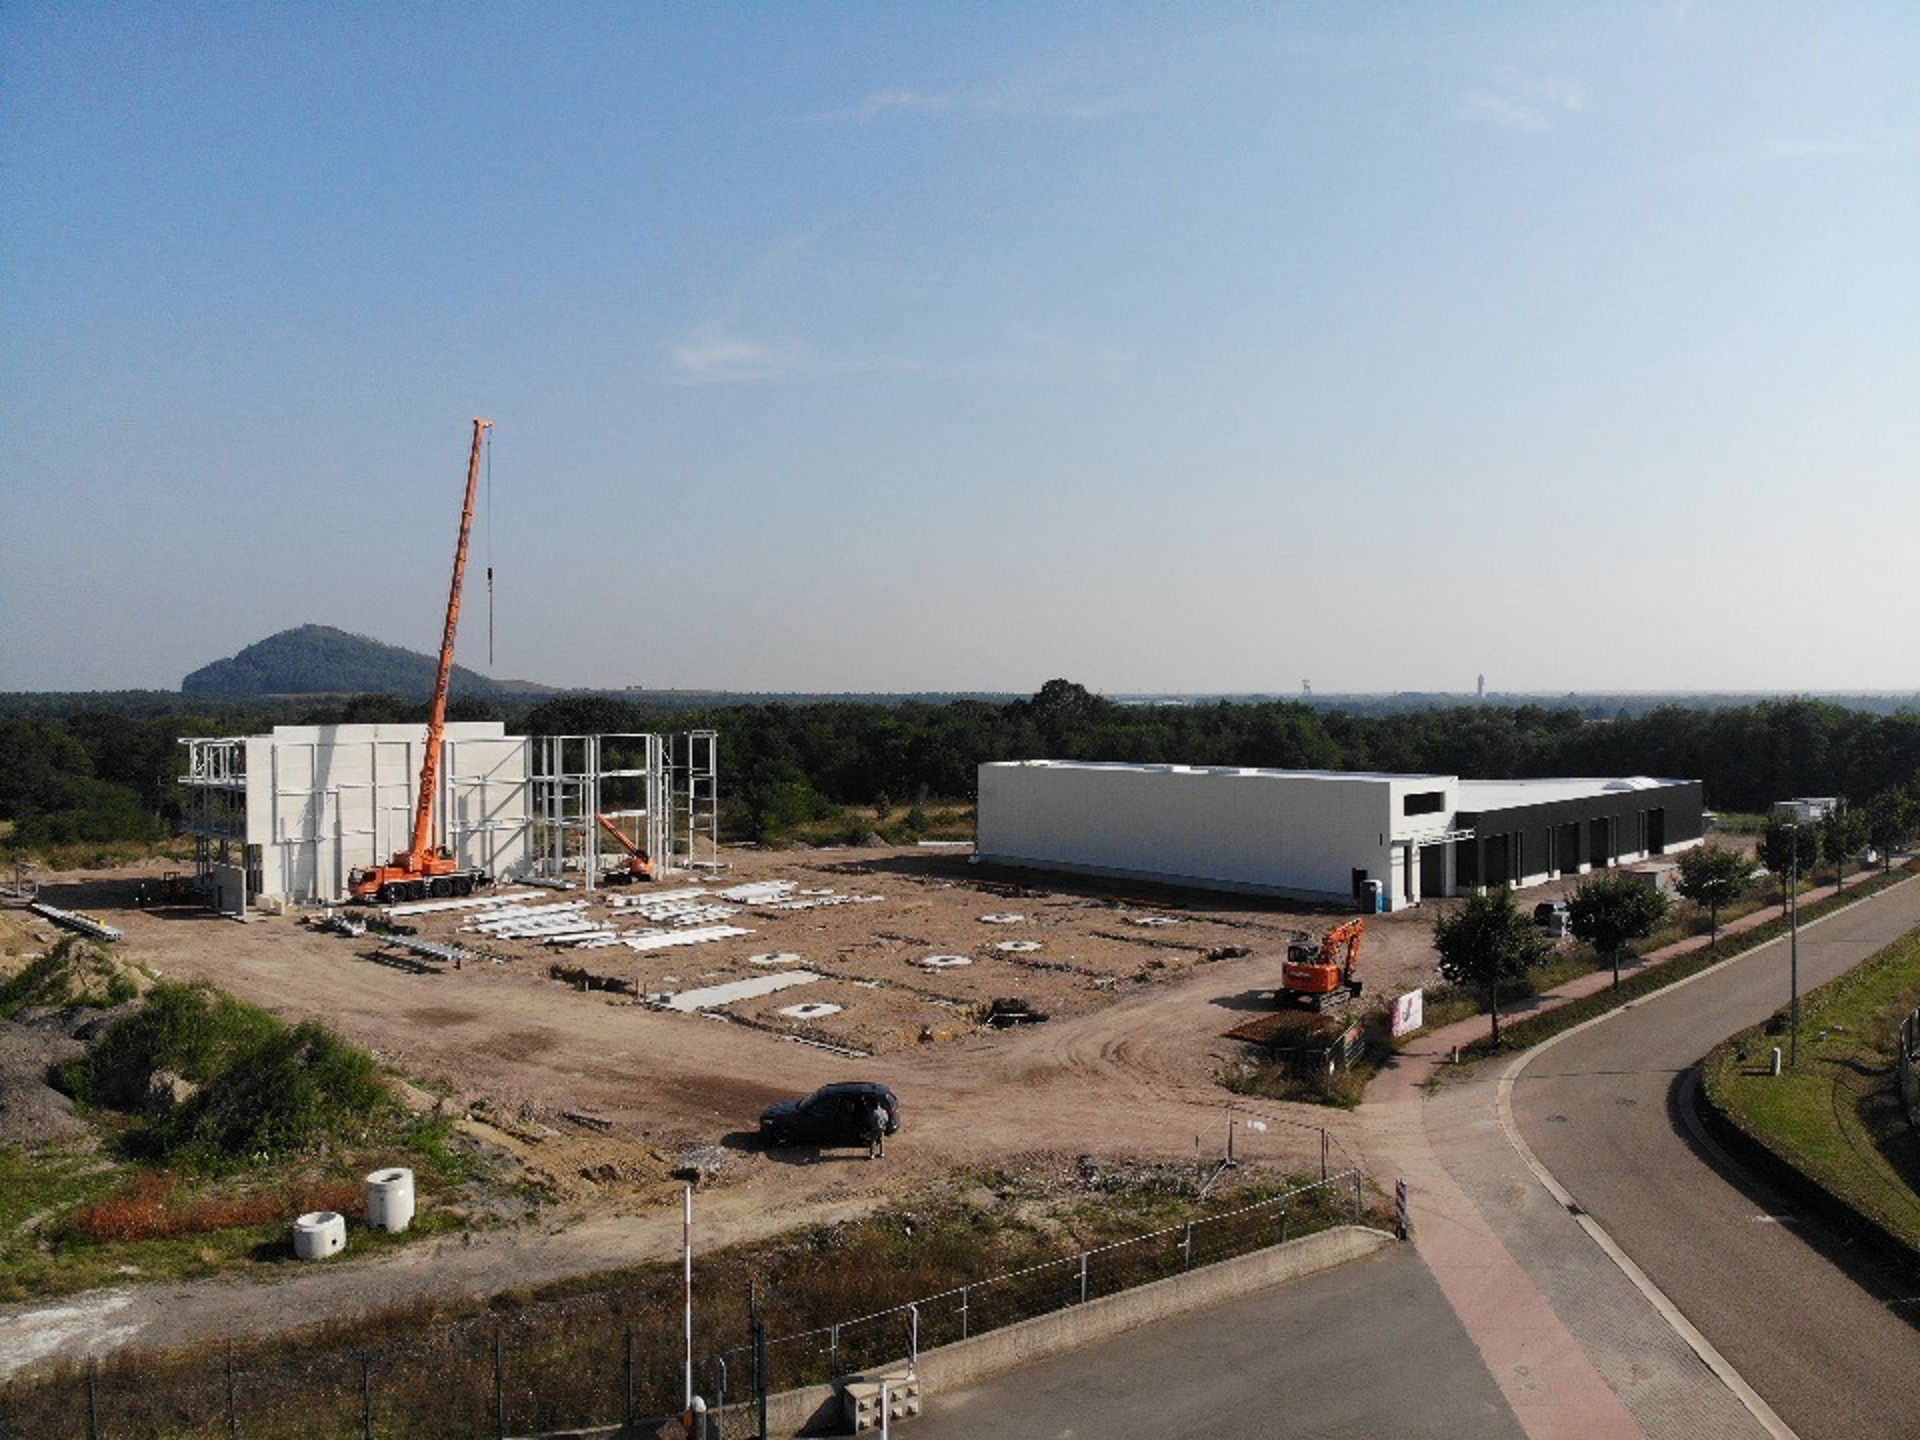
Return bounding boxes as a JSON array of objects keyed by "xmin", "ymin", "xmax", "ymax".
[
  {"xmin": 1279, "ymin": 919, "xmax": 1365, "ymax": 1011},
  {"xmin": 349, "ymin": 418, "xmax": 496, "ymax": 905},
  {"xmin": 595, "ymin": 813, "xmax": 656, "ymax": 884}
]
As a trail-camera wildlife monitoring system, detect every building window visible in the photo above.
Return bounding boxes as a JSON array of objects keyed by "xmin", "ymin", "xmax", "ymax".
[{"xmin": 1403, "ymin": 791, "xmax": 1445, "ymax": 816}]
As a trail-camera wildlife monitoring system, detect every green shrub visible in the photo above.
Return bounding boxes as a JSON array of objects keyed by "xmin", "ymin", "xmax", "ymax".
[
  {"xmin": 151, "ymin": 1021, "xmax": 394, "ymax": 1168},
  {"xmin": 61, "ymin": 981, "xmax": 278, "ymax": 1110}
]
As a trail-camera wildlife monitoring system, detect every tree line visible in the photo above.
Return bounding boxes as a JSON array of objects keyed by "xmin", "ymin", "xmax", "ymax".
[{"xmin": 3, "ymin": 681, "xmax": 1918, "ymax": 850}]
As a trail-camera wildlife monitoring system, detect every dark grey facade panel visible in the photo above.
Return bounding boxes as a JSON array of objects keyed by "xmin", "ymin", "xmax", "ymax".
[{"xmin": 1455, "ymin": 781, "xmax": 1703, "ymax": 881}]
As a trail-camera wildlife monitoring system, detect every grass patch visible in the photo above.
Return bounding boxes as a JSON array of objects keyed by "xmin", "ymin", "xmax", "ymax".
[
  {"xmin": 60, "ymin": 981, "xmax": 396, "ymax": 1171},
  {"xmin": 1703, "ymin": 923, "xmax": 1920, "ymax": 1254},
  {"xmin": 1455, "ymin": 864, "xmax": 1915, "ymax": 1063},
  {"xmin": 3, "ymin": 978, "xmax": 492, "ymax": 1303},
  {"xmin": 0, "ymin": 937, "xmax": 144, "ymax": 1019},
  {"xmin": 0, "ymin": 1160, "xmax": 1378, "ymax": 1437}
]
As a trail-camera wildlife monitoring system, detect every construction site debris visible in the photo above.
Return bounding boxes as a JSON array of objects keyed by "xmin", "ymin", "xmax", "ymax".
[
  {"xmin": 983, "ymin": 997, "xmax": 1048, "ymax": 1028},
  {"xmin": 27, "ymin": 903, "xmax": 123, "ymax": 943}
]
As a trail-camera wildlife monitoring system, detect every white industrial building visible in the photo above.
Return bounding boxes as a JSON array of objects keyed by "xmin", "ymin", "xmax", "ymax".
[
  {"xmin": 179, "ymin": 723, "xmax": 717, "ymax": 907},
  {"xmin": 975, "ymin": 761, "xmax": 1704, "ymax": 910}
]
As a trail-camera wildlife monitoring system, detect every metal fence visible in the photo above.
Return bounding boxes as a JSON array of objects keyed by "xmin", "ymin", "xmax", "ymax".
[
  {"xmin": 1899, "ymin": 1007, "xmax": 1919, "ymax": 1132},
  {"xmin": 0, "ymin": 1170, "xmax": 1368, "ymax": 1440},
  {"xmin": 709, "ymin": 1168, "xmax": 1365, "ymax": 1400}
]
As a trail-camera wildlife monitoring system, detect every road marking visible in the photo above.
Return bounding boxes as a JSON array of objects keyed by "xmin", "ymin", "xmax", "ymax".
[{"xmin": 1493, "ymin": 876, "xmax": 1914, "ymax": 1440}]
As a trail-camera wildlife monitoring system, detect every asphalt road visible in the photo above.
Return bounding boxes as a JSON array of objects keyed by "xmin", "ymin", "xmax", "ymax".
[
  {"xmin": 1510, "ymin": 878, "xmax": 1920, "ymax": 1440},
  {"xmin": 907, "ymin": 1245, "xmax": 1524, "ymax": 1439}
]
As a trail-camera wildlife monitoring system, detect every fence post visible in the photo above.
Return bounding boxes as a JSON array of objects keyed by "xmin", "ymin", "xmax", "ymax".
[
  {"xmin": 712, "ymin": 1356, "xmax": 728, "ymax": 1440},
  {"xmin": 907, "ymin": 1304, "xmax": 918, "ymax": 1372},
  {"xmin": 1182, "ymin": 1223, "xmax": 1193, "ymax": 1271},
  {"xmin": 829, "ymin": 1324, "xmax": 839, "ymax": 1379},
  {"xmin": 86, "ymin": 1363, "xmax": 99, "ymax": 1440},
  {"xmin": 493, "ymin": 1328, "xmax": 505, "ymax": 1440},
  {"xmin": 1320, "ymin": 1128, "xmax": 1328, "ymax": 1181},
  {"xmin": 960, "ymin": 1284, "xmax": 970, "ymax": 1340},
  {"xmin": 623, "ymin": 1325, "xmax": 636, "ymax": 1438},
  {"xmin": 225, "ymin": 1346, "xmax": 238, "ymax": 1440},
  {"xmin": 753, "ymin": 1318, "xmax": 769, "ymax": 1440},
  {"xmin": 360, "ymin": 1355, "xmax": 373, "ymax": 1440},
  {"xmin": 1078, "ymin": 1253, "xmax": 1089, "ymax": 1305},
  {"xmin": 1280, "ymin": 1208, "xmax": 1288, "ymax": 1245}
]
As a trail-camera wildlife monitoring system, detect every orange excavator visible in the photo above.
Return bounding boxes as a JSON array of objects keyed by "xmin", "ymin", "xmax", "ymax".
[
  {"xmin": 1279, "ymin": 919, "xmax": 1365, "ymax": 1012},
  {"xmin": 595, "ymin": 813, "xmax": 656, "ymax": 884},
  {"xmin": 349, "ymin": 419, "xmax": 497, "ymax": 905}
]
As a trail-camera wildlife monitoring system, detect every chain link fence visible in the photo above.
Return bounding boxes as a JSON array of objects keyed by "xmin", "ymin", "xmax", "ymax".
[{"xmin": 1, "ymin": 1170, "xmax": 1369, "ymax": 1439}]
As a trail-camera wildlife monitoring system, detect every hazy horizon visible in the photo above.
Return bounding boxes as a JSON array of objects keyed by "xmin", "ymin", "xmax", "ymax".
[{"xmin": 4, "ymin": 5, "xmax": 1915, "ymax": 694}]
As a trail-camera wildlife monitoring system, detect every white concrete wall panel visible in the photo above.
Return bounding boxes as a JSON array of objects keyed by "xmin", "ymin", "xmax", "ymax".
[
  {"xmin": 240, "ymin": 723, "xmax": 530, "ymax": 904},
  {"xmin": 977, "ymin": 762, "xmax": 1406, "ymax": 905}
]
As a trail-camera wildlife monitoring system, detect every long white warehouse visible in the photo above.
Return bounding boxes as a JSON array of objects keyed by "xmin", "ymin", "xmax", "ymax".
[{"xmin": 975, "ymin": 760, "xmax": 1704, "ymax": 910}]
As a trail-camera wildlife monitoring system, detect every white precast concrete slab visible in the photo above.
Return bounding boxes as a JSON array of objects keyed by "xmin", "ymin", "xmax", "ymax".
[
  {"xmin": 750, "ymin": 951, "xmax": 805, "ymax": 966},
  {"xmin": 621, "ymin": 924, "xmax": 753, "ymax": 952},
  {"xmin": 658, "ymin": 970, "xmax": 823, "ymax": 1012},
  {"xmin": 783, "ymin": 1007, "xmax": 842, "ymax": 1022},
  {"xmin": 385, "ymin": 889, "xmax": 541, "ymax": 917},
  {"xmin": 995, "ymin": 940, "xmax": 1042, "ymax": 953},
  {"xmin": 919, "ymin": 954, "xmax": 973, "ymax": 969},
  {"xmin": 979, "ymin": 913, "xmax": 1025, "ymax": 924}
]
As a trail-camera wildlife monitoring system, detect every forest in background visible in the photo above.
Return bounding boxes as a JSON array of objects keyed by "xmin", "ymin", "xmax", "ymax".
[{"xmin": 3, "ymin": 682, "xmax": 1919, "ymax": 850}]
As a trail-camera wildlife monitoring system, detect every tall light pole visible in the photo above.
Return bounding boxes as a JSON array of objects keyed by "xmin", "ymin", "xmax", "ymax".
[{"xmin": 1786, "ymin": 823, "xmax": 1800, "ymax": 1068}]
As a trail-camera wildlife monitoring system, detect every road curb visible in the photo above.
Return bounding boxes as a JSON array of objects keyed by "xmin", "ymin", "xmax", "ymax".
[{"xmin": 1487, "ymin": 877, "xmax": 1917, "ymax": 1440}]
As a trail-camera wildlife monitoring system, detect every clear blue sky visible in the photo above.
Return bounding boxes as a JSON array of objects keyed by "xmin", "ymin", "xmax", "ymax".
[{"xmin": 3, "ymin": 3, "xmax": 1915, "ymax": 694}]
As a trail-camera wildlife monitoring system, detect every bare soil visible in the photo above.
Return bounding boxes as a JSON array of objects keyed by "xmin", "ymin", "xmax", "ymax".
[{"xmin": 0, "ymin": 846, "xmax": 1451, "ymax": 1366}]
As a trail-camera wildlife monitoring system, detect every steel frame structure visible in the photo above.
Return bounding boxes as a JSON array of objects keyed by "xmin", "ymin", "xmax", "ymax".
[{"xmin": 531, "ymin": 730, "xmax": 718, "ymax": 890}]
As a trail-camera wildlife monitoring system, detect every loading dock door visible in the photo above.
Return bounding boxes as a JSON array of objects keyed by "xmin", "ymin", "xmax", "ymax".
[
  {"xmin": 1647, "ymin": 808, "xmax": 1666, "ymax": 855},
  {"xmin": 1420, "ymin": 844, "xmax": 1446, "ymax": 898},
  {"xmin": 1590, "ymin": 817, "xmax": 1612, "ymax": 869},
  {"xmin": 1558, "ymin": 822, "xmax": 1581, "ymax": 874},
  {"xmin": 1484, "ymin": 834, "xmax": 1512, "ymax": 887}
]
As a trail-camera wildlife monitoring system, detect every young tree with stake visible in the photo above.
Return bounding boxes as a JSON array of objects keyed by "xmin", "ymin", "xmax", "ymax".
[
  {"xmin": 1865, "ymin": 789, "xmax": 1917, "ymax": 874},
  {"xmin": 1674, "ymin": 844, "xmax": 1750, "ymax": 947},
  {"xmin": 1432, "ymin": 889, "xmax": 1553, "ymax": 1048},
  {"xmin": 1820, "ymin": 799, "xmax": 1868, "ymax": 892},
  {"xmin": 1568, "ymin": 873, "xmax": 1670, "ymax": 987},
  {"xmin": 1759, "ymin": 821, "xmax": 1818, "ymax": 915}
]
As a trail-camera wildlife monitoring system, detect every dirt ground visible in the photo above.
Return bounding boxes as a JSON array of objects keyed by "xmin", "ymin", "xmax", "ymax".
[{"xmin": 0, "ymin": 845, "xmax": 1453, "ymax": 1361}]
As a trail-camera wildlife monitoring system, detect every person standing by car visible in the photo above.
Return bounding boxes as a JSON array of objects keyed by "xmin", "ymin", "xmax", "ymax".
[{"xmin": 864, "ymin": 1097, "xmax": 888, "ymax": 1159}]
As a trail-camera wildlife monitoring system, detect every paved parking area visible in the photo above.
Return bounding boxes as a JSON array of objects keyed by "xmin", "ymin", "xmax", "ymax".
[{"xmin": 908, "ymin": 1245, "xmax": 1523, "ymax": 1439}]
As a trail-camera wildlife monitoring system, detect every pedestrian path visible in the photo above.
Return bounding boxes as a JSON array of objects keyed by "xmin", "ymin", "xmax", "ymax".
[{"xmin": 1356, "ymin": 872, "xmax": 1913, "ymax": 1440}]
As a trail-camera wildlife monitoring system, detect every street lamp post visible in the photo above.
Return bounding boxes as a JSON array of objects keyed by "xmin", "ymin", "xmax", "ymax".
[{"xmin": 1786, "ymin": 823, "xmax": 1800, "ymax": 1069}]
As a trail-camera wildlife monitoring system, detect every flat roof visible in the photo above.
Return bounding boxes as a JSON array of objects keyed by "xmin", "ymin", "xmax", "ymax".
[
  {"xmin": 983, "ymin": 760, "xmax": 1452, "ymax": 783},
  {"xmin": 1457, "ymin": 776, "xmax": 1687, "ymax": 810}
]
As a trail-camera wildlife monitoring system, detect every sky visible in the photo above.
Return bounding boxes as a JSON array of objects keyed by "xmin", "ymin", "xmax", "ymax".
[{"xmin": 2, "ymin": 3, "xmax": 1915, "ymax": 695}]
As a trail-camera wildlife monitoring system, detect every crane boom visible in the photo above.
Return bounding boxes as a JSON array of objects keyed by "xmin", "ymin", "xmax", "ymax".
[
  {"xmin": 347, "ymin": 418, "xmax": 499, "ymax": 904},
  {"xmin": 406, "ymin": 417, "xmax": 492, "ymax": 865}
]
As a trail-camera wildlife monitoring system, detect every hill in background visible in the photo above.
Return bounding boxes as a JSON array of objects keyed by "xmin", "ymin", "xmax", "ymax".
[{"xmin": 181, "ymin": 625, "xmax": 549, "ymax": 700}]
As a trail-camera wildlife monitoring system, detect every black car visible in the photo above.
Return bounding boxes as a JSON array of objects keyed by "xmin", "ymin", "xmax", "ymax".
[{"xmin": 759, "ymin": 1082, "xmax": 901, "ymax": 1148}]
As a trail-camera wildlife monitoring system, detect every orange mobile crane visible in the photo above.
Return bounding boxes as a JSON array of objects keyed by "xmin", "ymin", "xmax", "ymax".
[
  {"xmin": 594, "ymin": 813, "xmax": 656, "ymax": 884},
  {"xmin": 349, "ymin": 419, "xmax": 497, "ymax": 905},
  {"xmin": 1279, "ymin": 919, "xmax": 1365, "ymax": 1011}
]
